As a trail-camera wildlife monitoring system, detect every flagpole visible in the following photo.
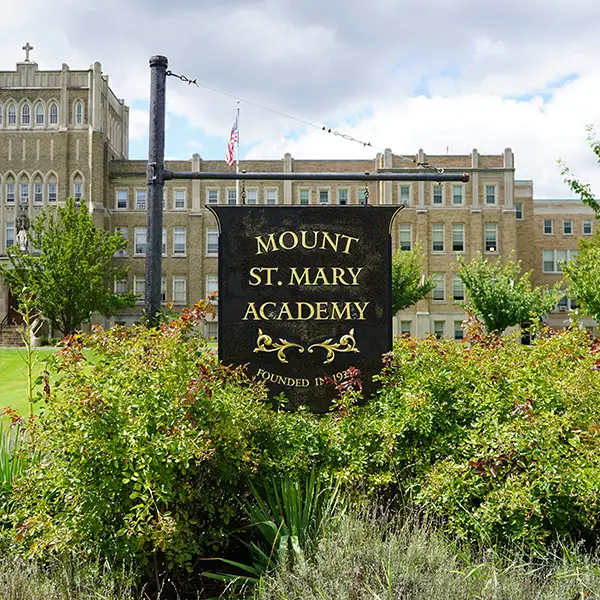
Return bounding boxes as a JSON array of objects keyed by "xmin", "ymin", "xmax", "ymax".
[{"xmin": 236, "ymin": 100, "xmax": 240, "ymax": 204}]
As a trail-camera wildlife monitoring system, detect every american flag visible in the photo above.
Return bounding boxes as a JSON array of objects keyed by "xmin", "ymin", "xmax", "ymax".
[{"xmin": 225, "ymin": 116, "xmax": 238, "ymax": 166}]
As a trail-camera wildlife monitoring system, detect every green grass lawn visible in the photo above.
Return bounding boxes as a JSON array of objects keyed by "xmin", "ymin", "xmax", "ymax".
[{"xmin": 0, "ymin": 347, "xmax": 60, "ymax": 417}]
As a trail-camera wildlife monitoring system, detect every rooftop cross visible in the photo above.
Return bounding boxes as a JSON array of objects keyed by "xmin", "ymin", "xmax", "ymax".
[{"xmin": 22, "ymin": 42, "xmax": 33, "ymax": 62}]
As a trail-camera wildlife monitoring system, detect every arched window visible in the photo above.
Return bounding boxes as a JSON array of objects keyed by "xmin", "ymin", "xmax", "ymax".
[
  {"xmin": 19, "ymin": 175, "xmax": 30, "ymax": 204},
  {"xmin": 21, "ymin": 103, "xmax": 31, "ymax": 126},
  {"xmin": 72, "ymin": 173, "xmax": 83, "ymax": 200},
  {"xmin": 35, "ymin": 103, "xmax": 44, "ymax": 126},
  {"xmin": 5, "ymin": 175, "xmax": 15, "ymax": 203},
  {"xmin": 33, "ymin": 174, "xmax": 44, "ymax": 203},
  {"xmin": 49, "ymin": 103, "xmax": 58, "ymax": 125},
  {"xmin": 75, "ymin": 101, "xmax": 83, "ymax": 125},
  {"xmin": 0, "ymin": 104, "xmax": 3, "ymax": 127},
  {"xmin": 7, "ymin": 103, "xmax": 16, "ymax": 126},
  {"xmin": 47, "ymin": 174, "xmax": 57, "ymax": 202}
]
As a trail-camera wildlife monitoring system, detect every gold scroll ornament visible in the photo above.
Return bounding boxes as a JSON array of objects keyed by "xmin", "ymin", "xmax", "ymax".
[{"xmin": 253, "ymin": 328, "xmax": 359, "ymax": 365}]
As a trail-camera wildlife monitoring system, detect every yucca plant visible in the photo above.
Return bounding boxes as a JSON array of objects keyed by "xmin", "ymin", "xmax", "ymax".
[
  {"xmin": 0, "ymin": 424, "xmax": 25, "ymax": 497},
  {"xmin": 204, "ymin": 469, "xmax": 346, "ymax": 596}
]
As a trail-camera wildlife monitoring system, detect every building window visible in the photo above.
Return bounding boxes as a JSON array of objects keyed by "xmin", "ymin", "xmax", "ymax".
[
  {"xmin": 5, "ymin": 223, "xmax": 15, "ymax": 250},
  {"xmin": 49, "ymin": 103, "xmax": 58, "ymax": 125},
  {"xmin": 358, "ymin": 189, "xmax": 367, "ymax": 205},
  {"xmin": 116, "ymin": 189, "xmax": 128, "ymax": 210},
  {"xmin": 452, "ymin": 185, "xmax": 463, "ymax": 205},
  {"xmin": 174, "ymin": 189, "xmax": 186, "ymax": 210},
  {"xmin": 246, "ymin": 188, "xmax": 257, "ymax": 205},
  {"xmin": 35, "ymin": 103, "xmax": 44, "ymax": 126},
  {"xmin": 432, "ymin": 223, "xmax": 444, "ymax": 252},
  {"xmin": 115, "ymin": 227, "xmax": 128, "ymax": 257},
  {"xmin": 266, "ymin": 189, "xmax": 277, "ymax": 205},
  {"xmin": 584, "ymin": 219, "xmax": 593, "ymax": 235},
  {"xmin": 136, "ymin": 190, "xmax": 146, "ymax": 210},
  {"xmin": 21, "ymin": 103, "xmax": 31, "ymax": 126},
  {"xmin": 399, "ymin": 185, "xmax": 410, "ymax": 205},
  {"xmin": 6, "ymin": 182, "xmax": 15, "ymax": 203},
  {"xmin": 319, "ymin": 189, "xmax": 329, "ymax": 204},
  {"xmin": 7, "ymin": 103, "xmax": 16, "ymax": 126},
  {"xmin": 207, "ymin": 321, "xmax": 218, "ymax": 341},
  {"xmin": 433, "ymin": 320, "xmax": 445, "ymax": 339},
  {"xmin": 134, "ymin": 227, "xmax": 147, "ymax": 256},
  {"xmin": 299, "ymin": 189, "xmax": 310, "ymax": 205},
  {"xmin": 452, "ymin": 275, "xmax": 465, "ymax": 301},
  {"xmin": 207, "ymin": 189, "xmax": 218, "ymax": 205},
  {"xmin": 162, "ymin": 228, "xmax": 167, "ymax": 256},
  {"xmin": 206, "ymin": 227, "xmax": 219, "ymax": 255},
  {"xmin": 338, "ymin": 188, "xmax": 349, "ymax": 205},
  {"xmin": 515, "ymin": 203, "xmax": 523, "ymax": 220},
  {"xmin": 47, "ymin": 179, "xmax": 57, "ymax": 202},
  {"xmin": 173, "ymin": 227, "xmax": 186, "ymax": 255},
  {"xmin": 34, "ymin": 183, "xmax": 43, "ymax": 203},
  {"xmin": 0, "ymin": 104, "xmax": 3, "ymax": 126},
  {"xmin": 432, "ymin": 185, "xmax": 443, "ymax": 205},
  {"xmin": 173, "ymin": 276, "xmax": 187, "ymax": 304},
  {"xmin": 399, "ymin": 224, "xmax": 412, "ymax": 251},
  {"xmin": 75, "ymin": 101, "xmax": 83, "ymax": 125},
  {"xmin": 563, "ymin": 220, "xmax": 572, "ymax": 235},
  {"xmin": 485, "ymin": 223, "xmax": 498, "ymax": 252},
  {"xmin": 134, "ymin": 276, "xmax": 145, "ymax": 302},
  {"xmin": 206, "ymin": 274, "xmax": 218, "ymax": 301},
  {"xmin": 227, "ymin": 189, "xmax": 237, "ymax": 205},
  {"xmin": 400, "ymin": 320, "xmax": 412, "ymax": 335},
  {"xmin": 454, "ymin": 320, "xmax": 464, "ymax": 340},
  {"xmin": 485, "ymin": 184, "xmax": 496, "ymax": 204},
  {"xmin": 114, "ymin": 279, "xmax": 128, "ymax": 295},
  {"xmin": 543, "ymin": 219, "xmax": 553, "ymax": 234},
  {"xmin": 543, "ymin": 249, "xmax": 577, "ymax": 274},
  {"xmin": 452, "ymin": 223, "xmax": 464, "ymax": 252},
  {"xmin": 20, "ymin": 182, "xmax": 29, "ymax": 204},
  {"xmin": 432, "ymin": 273, "xmax": 445, "ymax": 302},
  {"xmin": 161, "ymin": 276, "xmax": 167, "ymax": 303},
  {"xmin": 73, "ymin": 180, "xmax": 83, "ymax": 200}
]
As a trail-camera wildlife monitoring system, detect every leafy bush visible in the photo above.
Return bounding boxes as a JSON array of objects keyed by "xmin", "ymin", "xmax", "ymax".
[
  {"xmin": 257, "ymin": 510, "xmax": 600, "ymax": 600},
  {"xmin": 8, "ymin": 305, "xmax": 600, "ymax": 590}
]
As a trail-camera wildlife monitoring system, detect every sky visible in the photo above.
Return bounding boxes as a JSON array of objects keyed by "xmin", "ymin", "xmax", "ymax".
[{"xmin": 1, "ymin": 0, "xmax": 600, "ymax": 198}]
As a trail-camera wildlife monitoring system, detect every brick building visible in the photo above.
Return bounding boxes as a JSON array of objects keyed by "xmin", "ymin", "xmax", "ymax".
[{"xmin": 0, "ymin": 51, "xmax": 596, "ymax": 341}]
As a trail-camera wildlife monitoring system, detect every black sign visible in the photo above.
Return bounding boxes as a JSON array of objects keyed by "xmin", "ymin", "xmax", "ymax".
[{"xmin": 210, "ymin": 206, "xmax": 402, "ymax": 412}]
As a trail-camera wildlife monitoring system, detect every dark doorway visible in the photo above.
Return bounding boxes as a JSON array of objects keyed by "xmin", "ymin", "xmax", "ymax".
[{"xmin": 7, "ymin": 289, "xmax": 23, "ymax": 325}]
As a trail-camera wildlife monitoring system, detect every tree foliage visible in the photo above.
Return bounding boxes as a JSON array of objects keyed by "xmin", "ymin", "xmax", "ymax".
[
  {"xmin": 391, "ymin": 243, "xmax": 435, "ymax": 314},
  {"xmin": 563, "ymin": 233, "xmax": 600, "ymax": 321},
  {"xmin": 559, "ymin": 125, "xmax": 600, "ymax": 218},
  {"xmin": 457, "ymin": 253, "xmax": 561, "ymax": 334},
  {"xmin": 0, "ymin": 199, "xmax": 135, "ymax": 334}
]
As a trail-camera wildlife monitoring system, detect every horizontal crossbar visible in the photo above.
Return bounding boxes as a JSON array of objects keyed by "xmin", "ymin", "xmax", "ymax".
[{"xmin": 162, "ymin": 170, "xmax": 470, "ymax": 183}]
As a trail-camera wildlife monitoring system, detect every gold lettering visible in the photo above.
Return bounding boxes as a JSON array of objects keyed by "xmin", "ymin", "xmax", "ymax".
[
  {"xmin": 341, "ymin": 235, "xmax": 360, "ymax": 254},
  {"xmin": 243, "ymin": 302, "xmax": 260, "ymax": 321},
  {"xmin": 330, "ymin": 267, "xmax": 349, "ymax": 286},
  {"xmin": 320, "ymin": 231, "xmax": 340, "ymax": 252},
  {"xmin": 297, "ymin": 302, "xmax": 315, "ymax": 320},
  {"xmin": 300, "ymin": 230, "xmax": 318, "ymax": 249},
  {"xmin": 354, "ymin": 301, "xmax": 369, "ymax": 320},
  {"xmin": 289, "ymin": 267, "xmax": 311, "ymax": 286},
  {"xmin": 255, "ymin": 233, "xmax": 278, "ymax": 255},
  {"xmin": 330, "ymin": 302, "xmax": 351, "ymax": 320},
  {"xmin": 315, "ymin": 302, "xmax": 329, "ymax": 320},
  {"xmin": 279, "ymin": 231, "xmax": 299, "ymax": 250},
  {"xmin": 259, "ymin": 302, "xmax": 277, "ymax": 320},
  {"xmin": 277, "ymin": 302, "xmax": 293, "ymax": 321},
  {"xmin": 248, "ymin": 267, "xmax": 262, "ymax": 286},
  {"xmin": 313, "ymin": 267, "xmax": 330, "ymax": 286},
  {"xmin": 347, "ymin": 267, "xmax": 363, "ymax": 285},
  {"xmin": 262, "ymin": 267, "xmax": 278, "ymax": 285},
  {"xmin": 315, "ymin": 377, "xmax": 325, "ymax": 386}
]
